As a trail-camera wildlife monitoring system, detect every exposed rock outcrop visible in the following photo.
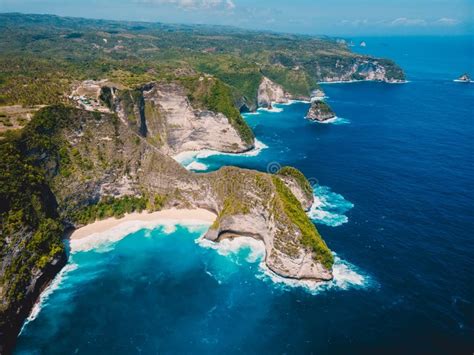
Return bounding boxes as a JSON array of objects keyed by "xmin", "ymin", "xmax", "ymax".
[
  {"xmin": 72, "ymin": 80, "xmax": 255, "ymax": 155},
  {"xmin": 46, "ymin": 108, "xmax": 333, "ymax": 283},
  {"xmin": 1, "ymin": 103, "xmax": 333, "ymax": 353},
  {"xmin": 142, "ymin": 83, "xmax": 252, "ymax": 155},
  {"xmin": 315, "ymin": 57, "xmax": 405, "ymax": 83},
  {"xmin": 455, "ymin": 73, "xmax": 471, "ymax": 83},
  {"xmin": 0, "ymin": 249, "xmax": 66, "ymax": 354},
  {"xmin": 306, "ymin": 101, "xmax": 336, "ymax": 122},
  {"xmin": 257, "ymin": 77, "xmax": 292, "ymax": 108}
]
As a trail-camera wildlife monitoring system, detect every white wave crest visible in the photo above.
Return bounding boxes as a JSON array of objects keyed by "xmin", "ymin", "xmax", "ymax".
[
  {"xmin": 278, "ymin": 99, "xmax": 311, "ymax": 105},
  {"xmin": 242, "ymin": 111, "xmax": 261, "ymax": 117},
  {"xmin": 313, "ymin": 116, "xmax": 350, "ymax": 125},
  {"xmin": 20, "ymin": 263, "xmax": 79, "ymax": 332},
  {"xmin": 70, "ymin": 220, "xmax": 210, "ymax": 253},
  {"xmin": 307, "ymin": 185, "xmax": 354, "ymax": 227},
  {"xmin": 173, "ymin": 139, "xmax": 268, "ymax": 170},
  {"xmin": 197, "ymin": 236, "xmax": 371, "ymax": 294},
  {"xmin": 257, "ymin": 254, "xmax": 371, "ymax": 295},
  {"xmin": 310, "ymin": 96, "xmax": 328, "ymax": 101},
  {"xmin": 197, "ymin": 236, "xmax": 265, "ymax": 264},
  {"xmin": 257, "ymin": 105, "xmax": 283, "ymax": 113}
]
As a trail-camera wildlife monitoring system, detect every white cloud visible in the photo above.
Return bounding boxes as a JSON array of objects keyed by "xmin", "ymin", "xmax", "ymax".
[
  {"xmin": 225, "ymin": 0, "xmax": 235, "ymax": 10},
  {"xmin": 435, "ymin": 17, "xmax": 460, "ymax": 26},
  {"xmin": 139, "ymin": 0, "xmax": 235, "ymax": 10},
  {"xmin": 390, "ymin": 17, "xmax": 427, "ymax": 26}
]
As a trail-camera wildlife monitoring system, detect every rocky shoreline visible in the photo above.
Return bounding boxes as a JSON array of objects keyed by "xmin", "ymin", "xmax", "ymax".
[{"xmin": 1, "ymin": 54, "xmax": 406, "ymax": 355}]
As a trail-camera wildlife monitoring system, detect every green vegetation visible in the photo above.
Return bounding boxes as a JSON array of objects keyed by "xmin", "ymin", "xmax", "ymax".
[
  {"xmin": 314, "ymin": 101, "xmax": 333, "ymax": 113},
  {"xmin": 0, "ymin": 13, "xmax": 404, "ymax": 109},
  {"xmin": 277, "ymin": 166, "xmax": 313, "ymax": 198},
  {"xmin": 261, "ymin": 66, "xmax": 316, "ymax": 98},
  {"xmin": 71, "ymin": 195, "xmax": 148, "ymax": 225},
  {"xmin": 0, "ymin": 136, "xmax": 64, "ymax": 306},
  {"xmin": 210, "ymin": 195, "xmax": 250, "ymax": 230},
  {"xmin": 180, "ymin": 76, "xmax": 254, "ymax": 145},
  {"xmin": 272, "ymin": 176, "xmax": 333, "ymax": 269}
]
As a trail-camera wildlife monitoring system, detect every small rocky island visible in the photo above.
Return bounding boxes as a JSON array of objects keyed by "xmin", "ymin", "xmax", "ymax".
[
  {"xmin": 455, "ymin": 73, "xmax": 471, "ymax": 82},
  {"xmin": 306, "ymin": 101, "xmax": 336, "ymax": 122}
]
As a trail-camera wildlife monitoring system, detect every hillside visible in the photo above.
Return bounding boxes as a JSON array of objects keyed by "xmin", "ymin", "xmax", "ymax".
[
  {"xmin": 0, "ymin": 13, "xmax": 407, "ymax": 353},
  {"xmin": 0, "ymin": 13, "xmax": 404, "ymax": 113}
]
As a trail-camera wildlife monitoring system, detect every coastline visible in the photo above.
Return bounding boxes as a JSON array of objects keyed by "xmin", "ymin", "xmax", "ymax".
[
  {"xmin": 70, "ymin": 208, "xmax": 217, "ymax": 241},
  {"xmin": 172, "ymin": 138, "xmax": 268, "ymax": 170},
  {"xmin": 318, "ymin": 79, "xmax": 408, "ymax": 84}
]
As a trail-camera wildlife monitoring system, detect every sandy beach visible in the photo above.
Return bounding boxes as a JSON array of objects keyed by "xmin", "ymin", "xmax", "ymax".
[{"xmin": 69, "ymin": 208, "xmax": 217, "ymax": 241}]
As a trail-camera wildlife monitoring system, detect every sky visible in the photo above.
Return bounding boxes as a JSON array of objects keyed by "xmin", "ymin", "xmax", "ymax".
[{"xmin": 1, "ymin": 0, "xmax": 473, "ymax": 36}]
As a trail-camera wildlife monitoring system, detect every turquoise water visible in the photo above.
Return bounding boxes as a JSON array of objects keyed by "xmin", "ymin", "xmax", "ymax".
[{"xmin": 16, "ymin": 36, "xmax": 473, "ymax": 354}]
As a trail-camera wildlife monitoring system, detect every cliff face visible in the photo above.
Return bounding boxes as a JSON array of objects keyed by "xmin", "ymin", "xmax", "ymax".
[
  {"xmin": 77, "ymin": 80, "xmax": 255, "ymax": 156},
  {"xmin": 142, "ymin": 83, "xmax": 252, "ymax": 155},
  {"xmin": 306, "ymin": 101, "xmax": 336, "ymax": 122},
  {"xmin": 257, "ymin": 77, "xmax": 292, "ymax": 108},
  {"xmin": 311, "ymin": 57, "xmax": 405, "ymax": 83},
  {"xmin": 0, "ymin": 105, "xmax": 333, "ymax": 352},
  {"xmin": 48, "ymin": 107, "xmax": 333, "ymax": 279}
]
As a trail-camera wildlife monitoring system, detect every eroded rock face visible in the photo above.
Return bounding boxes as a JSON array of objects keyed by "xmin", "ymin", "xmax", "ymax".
[
  {"xmin": 318, "ymin": 57, "xmax": 405, "ymax": 83},
  {"xmin": 143, "ymin": 83, "xmax": 252, "ymax": 155},
  {"xmin": 306, "ymin": 101, "xmax": 336, "ymax": 122},
  {"xmin": 257, "ymin": 77, "xmax": 292, "ymax": 108},
  {"xmin": 70, "ymin": 81, "xmax": 254, "ymax": 155},
  {"xmin": 31, "ymin": 107, "xmax": 332, "ymax": 285},
  {"xmin": 1, "ymin": 102, "xmax": 332, "ymax": 352},
  {"xmin": 205, "ymin": 212, "xmax": 332, "ymax": 281}
]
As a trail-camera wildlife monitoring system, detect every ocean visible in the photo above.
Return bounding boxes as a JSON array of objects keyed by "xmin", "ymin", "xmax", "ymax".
[{"xmin": 15, "ymin": 36, "xmax": 473, "ymax": 354}]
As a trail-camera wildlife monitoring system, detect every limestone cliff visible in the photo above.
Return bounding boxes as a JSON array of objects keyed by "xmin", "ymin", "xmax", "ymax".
[
  {"xmin": 75, "ymin": 79, "xmax": 255, "ymax": 155},
  {"xmin": 315, "ymin": 57, "xmax": 405, "ymax": 83},
  {"xmin": 0, "ymin": 105, "xmax": 333, "ymax": 352},
  {"xmin": 46, "ymin": 107, "xmax": 333, "ymax": 281},
  {"xmin": 257, "ymin": 77, "xmax": 292, "ymax": 108}
]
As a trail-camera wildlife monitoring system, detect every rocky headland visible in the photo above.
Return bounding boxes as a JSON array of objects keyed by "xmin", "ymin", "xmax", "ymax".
[
  {"xmin": 0, "ymin": 13, "xmax": 409, "ymax": 353},
  {"xmin": 0, "ymin": 102, "xmax": 331, "ymax": 352}
]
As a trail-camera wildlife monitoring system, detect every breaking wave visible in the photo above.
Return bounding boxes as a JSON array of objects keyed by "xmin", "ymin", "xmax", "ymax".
[
  {"xmin": 258, "ymin": 253, "xmax": 372, "ymax": 295},
  {"xmin": 308, "ymin": 185, "xmax": 354, "ymax": 227},
  {"xmin": 70, "ymin": 221, "xmax": 210, "ymax": 253},
  {"xmin": 313, "ymin": 116, "xmax": 350, "ymax": 125},
  {"xmin": 197, "ymin": 236, "xmax": 372, "ymax": 294},
  {"xmin": 173, "ymin": 139, "xmax": 268, "ymax": 171},
  {"xmin": 257, "ymin": 106, "xmax": 283, "ymax": 113},
  {"xmin": 20, "ymin": 263, "xmax": 79, "ymax": 333}
]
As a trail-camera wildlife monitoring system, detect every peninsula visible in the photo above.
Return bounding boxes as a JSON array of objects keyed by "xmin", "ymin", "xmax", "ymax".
[{"xmin": 0, "ymin": 13, "xmax": 405, "ymax": 353}]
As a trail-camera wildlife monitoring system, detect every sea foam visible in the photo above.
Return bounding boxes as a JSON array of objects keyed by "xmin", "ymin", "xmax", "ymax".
[
  {"xmin": 197, "ymin": 236, "xmax": 371, "ymax": 294},
  {"xmin": 307, "ymin": 185, "xmax": 354, "ymax": 227},
  {"xmin": 20, "ymin": 262, "xmax": 79, "ymax": 333},
  {"xmin": 311, "ymin": 116, "xmax": 350, "ymax": 125},
  {"xmin": 173, "ymin": 139, "xmax": 268, "ymax": 171},
  {"xmin": 257, "ymin": 106, "xmax": 283, "ymax": 113},
  {"xmin": 70, "ymin": 220, "xmax": 211, "ymax": 253}
]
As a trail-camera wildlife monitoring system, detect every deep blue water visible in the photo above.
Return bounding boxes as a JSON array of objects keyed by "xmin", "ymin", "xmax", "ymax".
[{"xmin": 16, "ymin": 36, "xmax": 473, "ymax": 354}]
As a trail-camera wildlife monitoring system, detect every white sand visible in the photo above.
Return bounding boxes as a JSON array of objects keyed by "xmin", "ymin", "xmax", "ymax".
[{"xmin": 70, "ymin": 208, "xmax": 217, "ymax": 240}]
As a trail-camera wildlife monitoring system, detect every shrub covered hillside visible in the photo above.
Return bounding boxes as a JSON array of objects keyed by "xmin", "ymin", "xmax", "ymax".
[{"xmin": 0, "ymin": 13, "xmax": 405, "ymax": 111}]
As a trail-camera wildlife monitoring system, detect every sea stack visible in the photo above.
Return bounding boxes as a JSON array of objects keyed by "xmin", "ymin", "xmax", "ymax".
[
  {"xmin": 306, "ymin": 101, "xmax": 336, "ymax": 122},
  {"xmin": 456, "ymin": 73, "xmax": 471, "ymax": 82}
]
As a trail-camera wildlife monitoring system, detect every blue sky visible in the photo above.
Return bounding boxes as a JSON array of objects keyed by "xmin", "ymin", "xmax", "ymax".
[{"xmin": 1, "ymin": 0, "xmax": 473, "ymax": 35}]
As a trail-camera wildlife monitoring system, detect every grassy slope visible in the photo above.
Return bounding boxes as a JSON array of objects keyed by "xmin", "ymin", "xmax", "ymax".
[{"xmin": 0, "ymin": 13, "xmax": 404, "ymax": 110}]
